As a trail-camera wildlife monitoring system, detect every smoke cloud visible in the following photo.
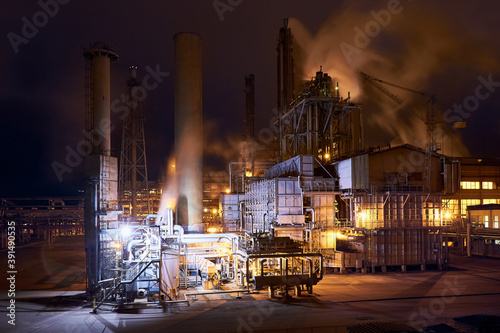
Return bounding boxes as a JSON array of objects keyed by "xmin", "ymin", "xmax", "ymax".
[
  {"xmin": 158, "ymin": 155, "xmax": 177, "ymax": 216},
  {"xmin": 203, "ymin": 119, "xmax": 247, "ymax": 165},
  {"xmin": 289, "ymin": 1, "xmax": 500, "ymax": 157}
]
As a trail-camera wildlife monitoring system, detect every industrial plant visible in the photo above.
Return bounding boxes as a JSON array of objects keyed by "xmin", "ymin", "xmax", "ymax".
[{"xmin": 2, "ymin": 19, "xmax": 500, "ymax": 318}]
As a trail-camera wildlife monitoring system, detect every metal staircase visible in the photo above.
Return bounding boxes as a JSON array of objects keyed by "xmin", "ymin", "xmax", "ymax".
[{"xmin": 93, "ymin": 250, "xmax": 159, "ymax": 313}]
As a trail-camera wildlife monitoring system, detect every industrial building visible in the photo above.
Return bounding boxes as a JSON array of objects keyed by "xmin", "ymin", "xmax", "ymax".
[
  {"xmin": 77, "ymin": 28, "xmax": 326, "ymax": 312},
  {"xmin": 5, "ymin": 19, "xmax": 499, "ymax": 314},
  {"xmin": 441, "ymin": 158, "xmax": 500, "ymax": 258}
]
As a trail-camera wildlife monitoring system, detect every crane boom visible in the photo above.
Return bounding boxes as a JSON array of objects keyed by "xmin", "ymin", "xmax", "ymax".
[{"xmin": 356, "ymin": 69, "xmax": 438, "ymax": 190}]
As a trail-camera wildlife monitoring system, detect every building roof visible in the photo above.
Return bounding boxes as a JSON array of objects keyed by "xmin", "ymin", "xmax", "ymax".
[
  {"xmin": 458, "ymin": 157, "xmax": 500, "ymax": 166},
  {"xmin": 467, "ymin": 204, "xmax": 500, "ymax": 211},
  {"xmin": 331, "ymin": 143, "xmax": 455, "ymax": 164}
]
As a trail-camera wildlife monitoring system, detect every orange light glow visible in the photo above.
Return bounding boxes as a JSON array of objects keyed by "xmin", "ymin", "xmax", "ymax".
[{"xmin": 336, "ymin": 232, "xmax": 347, "ymax": 240}]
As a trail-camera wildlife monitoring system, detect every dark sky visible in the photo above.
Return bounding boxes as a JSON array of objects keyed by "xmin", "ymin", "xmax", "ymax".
[{"xmin": 1, "ymin": 0, "xmax": 499, "ymax": 197}]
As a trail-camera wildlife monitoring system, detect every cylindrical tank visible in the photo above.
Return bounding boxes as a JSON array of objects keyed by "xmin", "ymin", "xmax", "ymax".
[{"xmin": 174, "ymin": 33, "xmax": 203, "ymax": 232}]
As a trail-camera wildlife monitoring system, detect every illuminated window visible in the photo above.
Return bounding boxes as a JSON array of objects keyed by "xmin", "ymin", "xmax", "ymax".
[
  {"xmin": 483, "ymin": 199, "xmax": 499, "ymax": 204},
  {"xmin": 460, "ymin": 181, "xmax": 480, "ymax": 189},
  {"xmin": 461, "ymin": 199, "xmax": 480, "ymax": 215},
  {"xmin": 482, "ymin": 182, "xmax": 494, "ymax": 189},
  {"xmin": 442, "ymin": 199, "xmax": 459, "ymax": 216},
  {"xmin": 485, "ymin": 216, "xmax": 489, "ymax": 228}
]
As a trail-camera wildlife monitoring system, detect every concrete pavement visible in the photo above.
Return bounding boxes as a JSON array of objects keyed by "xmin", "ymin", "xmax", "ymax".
[{"xmin": 1, "ymin": 236, "xmax": 500, "ymax": 332}]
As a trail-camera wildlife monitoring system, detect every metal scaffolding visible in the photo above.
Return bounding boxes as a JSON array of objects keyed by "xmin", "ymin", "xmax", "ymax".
[
  {"xmin": 119, "ymin": 67, "xmax": 150, "ymax": 218},
  {"xmin": 277, "ymin": 70, "xmax": 363, "ymax": 162}
]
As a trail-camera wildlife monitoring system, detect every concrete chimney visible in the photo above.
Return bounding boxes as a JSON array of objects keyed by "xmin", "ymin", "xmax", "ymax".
[{"xmin": 174, "ymin": 33, "xmax": 203, "ymax": 232}]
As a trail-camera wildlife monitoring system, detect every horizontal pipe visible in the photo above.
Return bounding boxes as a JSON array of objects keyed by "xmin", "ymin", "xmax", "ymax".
[
  {"xmin": 184, "ymin": 289, "xmax": 247, "ymax": 297},
  {"xmin": 247, "ymin": 253, "xmax": 322, "ymax": 259}
]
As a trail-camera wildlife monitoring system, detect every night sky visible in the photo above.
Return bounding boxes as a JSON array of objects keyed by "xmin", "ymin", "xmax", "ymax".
[{"xmin": 1, "ymin": 0, "xmax": 499, "ymax": 197}]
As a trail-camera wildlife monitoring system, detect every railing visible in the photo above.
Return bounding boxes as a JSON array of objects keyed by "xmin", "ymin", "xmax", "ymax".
[
  {"xmin": 383, "ymin": 185, "xmax": 424, "ymax": 192},
  {"xmin": 93, "ymin": 250, "xmax": 159, "ymax": 313},
  {"xmin": 121, "ymin": 249, "xmax": 153, "ymax": 283},
  {"xmin": 334, "ymin": 219, "xmax": 353, "ymax": 228}
]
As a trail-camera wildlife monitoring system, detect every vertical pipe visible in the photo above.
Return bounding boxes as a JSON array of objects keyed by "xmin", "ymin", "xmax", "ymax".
[
  {"xmin": 174, "ymin": 33, "xmax": 203, "ymax": 231},
  {"xmin": 307, "ymin": 104, "xmax": 312, "ymax": 154},
  {"xmin": 245, "ymin": 260, "xmax": 250, "ymax": 292},
  {"xmin": 245, "ymin": 74, "xmax": 255, "ymax": 140},
  {"xmin": 245, "ymin": 74, "xmax": 256, "ymax": 176},
  {"xmin": 467, "ymin": 223, "xmax": 471, "ymax": 257},
  {"xmin": 285, "ymin": 258, "xmax": 289, "ymax": 297}
]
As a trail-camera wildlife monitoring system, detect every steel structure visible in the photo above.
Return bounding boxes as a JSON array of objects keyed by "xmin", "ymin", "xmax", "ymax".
[
  {"xmin": 277, "ymin": 19, "xmax": 295, "ymax": 119},
  {"xmin": 119, "ymin": 66, "xmax": 150, "ymax": 218},
  {"xmin": 278, "ymin": 69, "xmax": 363, "ymax": 163},
  {"xmin": 91, "ymin": 213, "xmax": 324, "ymax": 312},
  {"xmin": 357, "ymin": 70, "xmax": 438, "ymax": 189}
]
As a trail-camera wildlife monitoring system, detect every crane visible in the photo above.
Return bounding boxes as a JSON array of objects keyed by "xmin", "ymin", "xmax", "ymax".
[{"xmin": 356, "ymin": 70, "xmax": 438, "ymax": 189}]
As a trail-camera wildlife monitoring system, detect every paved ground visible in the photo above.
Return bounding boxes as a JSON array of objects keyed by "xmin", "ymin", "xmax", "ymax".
[{"xmin": 1, "ymin": 236, "xmax": 500, "ymax": 332}]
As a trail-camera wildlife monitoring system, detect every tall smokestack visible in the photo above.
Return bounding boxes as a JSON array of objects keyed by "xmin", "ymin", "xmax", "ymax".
[
  {"xmin": 84, "ymin": 43, "xmax": 119, "ymax": 156},
  {"xmin": 245, "ymin": 74, "xmax": 255, "ymax": 140},
  {"xmin": 244, "ymin": 74, "xmax": 256, "ymax": 175},
  {"xmin": 174, "ymin": 33, "xmax": 203, "ymax": 232},
  {"xmin": 277, "ymin": 19, "xmax": 295, "ymax": 160}
]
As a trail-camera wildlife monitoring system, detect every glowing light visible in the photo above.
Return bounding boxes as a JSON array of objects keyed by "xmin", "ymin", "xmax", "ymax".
[
  {"xmin": 212, "ymin": 209, "xmax": 218, "ymax": 214},
  {"xmin": 225, "ymin": 189, "xmax": 230, "ymax": 194},
  {"xmin": 444, "ymin": 212, "xmax": 451, "ymax": 219},
  {"xmin": 245, "ymin": 171, "xmax": 253, "ymax": 177},
  {"xmin": 204, "ymin": 208, "xmax": 208, "ymax": 213},
  {"xmin": 336, "ymin": 232, "xmax": 348, "ymax": 240},
  {"xmin": 324, "ymin": 153, "xmax": 330, "ymax": 160},
  {"xmin": 120, "ymin": 226, "xmax": 132, "ymax": 238},
  {"xmin": 207, "ymin": 227, "xmax": 217, "ymax": 233},
  {"xmin": 112, "ymin": 241, "xmax": 121, "ymax": 249},
  {"xmin": 358, "ymin": 211, "xmax": 366, "ymax": 220},
  {"xmin": 218, "ymin": 246, "xmax": 231, "ymax": 254},
  {"xmin": 172, "ymin": 164, "xmax": 175, "ymax": 168}
]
